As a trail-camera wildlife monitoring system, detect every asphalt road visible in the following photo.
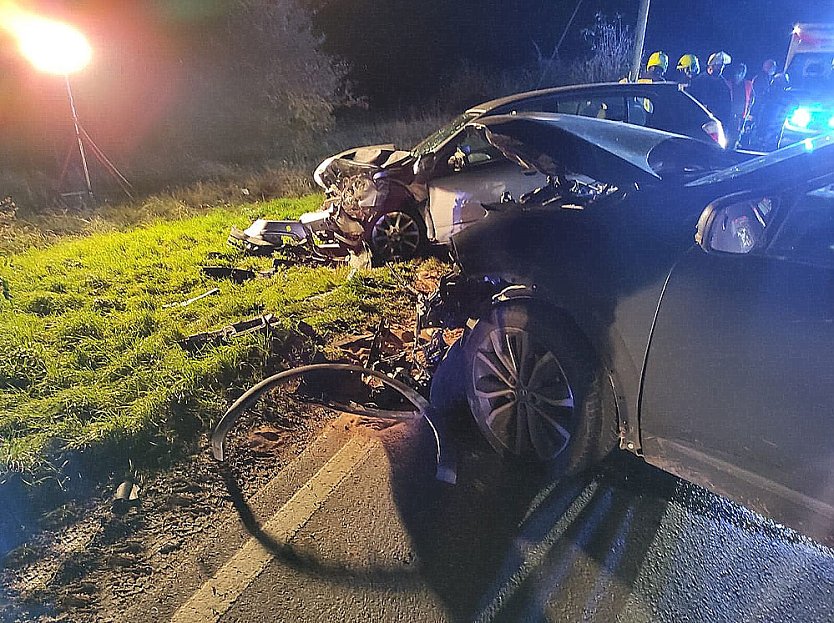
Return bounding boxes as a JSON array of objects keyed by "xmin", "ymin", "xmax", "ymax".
[{"xmin": 162, "ymin": 416, "xmax": 834, "ymax": 623}]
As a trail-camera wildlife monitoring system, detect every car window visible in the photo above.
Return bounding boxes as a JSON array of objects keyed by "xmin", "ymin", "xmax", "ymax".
[
  {"xmin": 767, "ymin": 184, "xmax": 834, "ymax": 267},
  {"xmin": 627, "ymin": 96, "xmax": 652, "ymax": 125},
  {"xmin": 412, "ymin": 112, "xmax": 479, "ymax": 156},
  {"xmin": 629, "ymin": 91, "xmax": 708, "ymax": 137},
  {"xmin": 442, "ymin": 126, "xmax": 504, "ymax": 172},
  {"xmin": 630, "ymin": 94, "xmax": 685, "ymax": 132},
  {"xmin": 500, "ymin": 94, "xmax": 560, "ymax": 114},
  {"xmin": 556, "ymin": 96, "xmax": 626, "ymax": 122}
]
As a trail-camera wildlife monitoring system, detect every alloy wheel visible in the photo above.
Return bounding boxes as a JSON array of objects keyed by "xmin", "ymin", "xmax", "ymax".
[
  {"xmin": 470, "ymin": 326, "xmax": 575, "ymax": 461},
  {"xmin": 371, "ymin": 211, "xmax": 422, "ymax": 261}
]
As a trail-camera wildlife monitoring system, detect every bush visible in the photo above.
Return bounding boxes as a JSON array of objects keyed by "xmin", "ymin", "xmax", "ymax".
[
  {"xmin": 179, "ymin": 0, "xmax": 356, "ymax": 159},
  {"xmin": 570, "ymin": 13, "xmax": 634, "ymax": 84}
]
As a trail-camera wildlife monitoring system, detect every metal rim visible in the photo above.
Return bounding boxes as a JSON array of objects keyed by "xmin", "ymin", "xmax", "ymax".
[
  {"xmin": 371, "ymin": 211, "xmax": 422, "ymax": 260},
  {"xmin": 470, "ymin": 326, "xmax": 575, "ymax": 461}
]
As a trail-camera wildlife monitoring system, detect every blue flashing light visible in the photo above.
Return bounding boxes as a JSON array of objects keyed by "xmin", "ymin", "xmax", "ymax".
[
  {"xmin": 804, "ymin": 138, "xmax": 815, "ymax": 151},
  {"xmin": 791, "ymin": 107, "xmax": 812, "ymax": 129},
  {"xmin": 829, "ymin": 116, "xmax": 834, "ymax": 129}
]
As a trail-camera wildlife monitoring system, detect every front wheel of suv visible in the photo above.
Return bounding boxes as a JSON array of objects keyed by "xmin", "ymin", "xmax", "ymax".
[{"xmin": 463, "ymin": 303, "xmax": 617, "ymax": 472}]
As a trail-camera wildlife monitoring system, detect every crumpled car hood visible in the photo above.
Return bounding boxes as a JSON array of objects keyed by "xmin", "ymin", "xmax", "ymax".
[
  {"xmin": 469, "ymin": 113, "xmax": 710, "ymax": 188},
  {"xmin": 314, "ymin": 143, "xmax": 414, "ymax": 188}
]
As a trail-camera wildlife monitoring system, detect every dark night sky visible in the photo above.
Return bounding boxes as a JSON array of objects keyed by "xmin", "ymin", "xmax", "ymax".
[
  {"xmin": 1, "ymin": 0, "xmax": 829, "ymax": 165},
  {"xmin": 314, "ymin": 0, "xmax": 831, "ymax": 106},
  {"xmin": 453, "ymin": 0, "xmax": 829, "ymax": 73},
  {"xmin": 638, "ymin": 0, "xmax": 829, "ymax": 70}
]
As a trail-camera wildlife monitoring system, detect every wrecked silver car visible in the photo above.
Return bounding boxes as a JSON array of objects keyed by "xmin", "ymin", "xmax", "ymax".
[{"xmin": 230, "ymin": 82, "xmax": 726, "ymax": 264}]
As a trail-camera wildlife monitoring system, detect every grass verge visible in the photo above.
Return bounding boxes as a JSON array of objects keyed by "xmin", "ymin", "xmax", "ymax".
[{"xmin": 0, "ymin": 195, "xmax": 412, "ymax": 480}]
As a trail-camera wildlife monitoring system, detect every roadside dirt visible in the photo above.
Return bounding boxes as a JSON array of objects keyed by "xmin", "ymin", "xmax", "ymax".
[
  {"xmin": 0, "ymin": 400, "xmax": 331, "ymax": 622},
  {"xmin": 0, "ymin": 260, "xmax": 447, "ymax": 623}
]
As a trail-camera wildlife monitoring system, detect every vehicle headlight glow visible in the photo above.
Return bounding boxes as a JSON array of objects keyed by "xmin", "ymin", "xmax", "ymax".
[{"xmin": 790, "ymin": 107, "xmax": 812, "ymax": 129}]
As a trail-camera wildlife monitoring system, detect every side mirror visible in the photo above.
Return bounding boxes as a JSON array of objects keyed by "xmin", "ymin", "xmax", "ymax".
[{"xmin": 696, "ymin": 196, "xmax": 773, "ymax": 254}]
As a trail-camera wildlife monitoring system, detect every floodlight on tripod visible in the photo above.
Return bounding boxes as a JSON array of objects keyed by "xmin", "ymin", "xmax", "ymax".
[{"xmin": 10, "ymin": 11, "xmax": 132, "ymax": 202}]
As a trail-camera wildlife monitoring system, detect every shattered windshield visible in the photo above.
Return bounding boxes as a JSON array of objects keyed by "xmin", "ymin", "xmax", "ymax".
[{"xmin": 412, "ymin": 112, "xmax": 480, "ymax": 156}]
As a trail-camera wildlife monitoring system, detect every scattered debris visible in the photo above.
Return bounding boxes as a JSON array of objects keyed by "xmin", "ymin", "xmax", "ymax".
[
  {"xmin": 162, "ymin": 287, "xmax": 220, "ymax": 309},
  {"xmin": 112, "ymin": 480, "xmax": 141, "ymax": 515},
  {"xmin": 200, "ymin": 266, "xmax": 257, "ymax": 283},
  {"xmin": 178, "ymin": 313, "xmax": 280, "ymax": 353}
]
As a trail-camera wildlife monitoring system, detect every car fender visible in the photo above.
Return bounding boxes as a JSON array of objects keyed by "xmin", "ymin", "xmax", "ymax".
[
  {"xmin": 362, "ymin": 180, "xmax": 428, "ymax": 234},
  {"xmin": 483, "ymin": 282, "xmax": 633, "ymax": 454}
]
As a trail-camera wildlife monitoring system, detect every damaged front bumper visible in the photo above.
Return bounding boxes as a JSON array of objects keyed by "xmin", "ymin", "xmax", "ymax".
[{"xmin": 228, "ymin": 218, "xmax": 312, "ymax": 255}]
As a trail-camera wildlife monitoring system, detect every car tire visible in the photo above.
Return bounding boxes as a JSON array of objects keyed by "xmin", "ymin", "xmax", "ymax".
[
  {"xmin": 369, "ymin": 209, "xmax": 426, "ymax": 263},
  {"xmin": 463, "ymin": 303, "xmax": 617, "ymax": 471}
]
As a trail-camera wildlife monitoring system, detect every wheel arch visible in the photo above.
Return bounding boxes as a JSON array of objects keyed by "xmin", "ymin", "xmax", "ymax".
[{"xmin": 485, "ymin": 283, "xmax": 630, "ymax": 454}]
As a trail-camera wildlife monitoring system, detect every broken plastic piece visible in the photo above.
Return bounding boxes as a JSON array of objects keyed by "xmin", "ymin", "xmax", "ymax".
[
  {"xmin": 112, "ymin": 480, "xmax": 141, "ymax": 514},
  {"xmin": 178, "ymin": 314, "xmax": 278, "ymax": 352},
  {"xmin": 201, "ymin": 266, "xmax": 257, "ymax": 283},
  {"xmin": 162, "ymin": 287, "xmax": 220, "ymax": 308}
]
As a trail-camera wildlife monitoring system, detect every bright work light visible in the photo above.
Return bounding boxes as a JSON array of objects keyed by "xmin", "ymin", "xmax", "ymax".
[{"xmin": 9, "ymin": 14, "xmax": 91, "ymax": 75}]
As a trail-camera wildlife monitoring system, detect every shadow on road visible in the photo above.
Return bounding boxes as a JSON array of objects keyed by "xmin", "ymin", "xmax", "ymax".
[
  {"xmin": 221, "ymin": 413, "xmax": 834, "ymax": 623},
  {"xmin": 380, "ymin": 415, "xmax": 673, "ymax": 622}
]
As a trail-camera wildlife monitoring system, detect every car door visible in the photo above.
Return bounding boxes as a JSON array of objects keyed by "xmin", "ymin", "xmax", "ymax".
[
  {"xmin": 427, "ymin": 125, "xmax": 544, "ymax": 243},
  {"xmin": 640, "ymin": 186, "xmax": 834, "ymax": 538}
]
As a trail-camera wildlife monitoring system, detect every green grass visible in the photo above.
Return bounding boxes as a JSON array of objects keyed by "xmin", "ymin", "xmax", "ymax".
[{"xmin": 0, "ymin": 195, "xmax": 408, "ymax": 477}]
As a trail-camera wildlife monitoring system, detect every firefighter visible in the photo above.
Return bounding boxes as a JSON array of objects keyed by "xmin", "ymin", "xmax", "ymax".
[
  {"xmin": 644, "ymin": 51, "xmax": 669, "ymax": 82},
  {"xmin": 689, "ymin": 51, "xmax": 733, "ymax": 127},
  {"xmin": 752, "ymin": 59, "xmax": 778, "ymax": 97},
  {"xmin": 676, "ymin": 54, "xmax": 700, "ymax": 86},
  {"xmin": 725, "ymin": 62, "xmax": 754, "ymax": 148}
]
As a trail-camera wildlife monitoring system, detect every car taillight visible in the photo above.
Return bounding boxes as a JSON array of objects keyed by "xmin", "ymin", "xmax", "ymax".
[{"xmin": 702, "ymin": 120, "xmax": 728, "ymax": 149}]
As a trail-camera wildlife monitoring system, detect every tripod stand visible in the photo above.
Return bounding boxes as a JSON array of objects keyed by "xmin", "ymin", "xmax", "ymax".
[{"xmin": 58, "ymin": 76, "xmax": 133, "ymax": 205}]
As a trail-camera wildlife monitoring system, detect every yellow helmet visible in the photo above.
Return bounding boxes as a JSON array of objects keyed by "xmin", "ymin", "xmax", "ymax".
[
  {"xmin": 647, "ymin": 51, "xmax": 669, "ymax": 72},
  {"xmin": 677, "ymin": 54, "xmax": 700, "ymax": 73}
]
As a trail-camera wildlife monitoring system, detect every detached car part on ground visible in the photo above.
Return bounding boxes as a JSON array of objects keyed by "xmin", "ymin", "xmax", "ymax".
[
  {"xmin": 230, "ymin": 82, "xmax": 726, "ymax": 265},
  {"xmin": 210, "ymin": 363, "xmax": 456, "ymax": 484},
  {"xmin": 421, "ymin": 113, "xmax": 834, "ymax": 545}
]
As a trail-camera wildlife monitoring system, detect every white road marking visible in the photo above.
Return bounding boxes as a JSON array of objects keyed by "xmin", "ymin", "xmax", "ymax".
[{"xmin": 170, "ymin": 435, "xmax": 375, "ymax": 623}]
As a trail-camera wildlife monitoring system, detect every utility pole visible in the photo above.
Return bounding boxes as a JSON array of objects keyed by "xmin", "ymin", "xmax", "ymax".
[{"xmin": 629, "ymin": 0, "xmax": 651, "ymax": 81}]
